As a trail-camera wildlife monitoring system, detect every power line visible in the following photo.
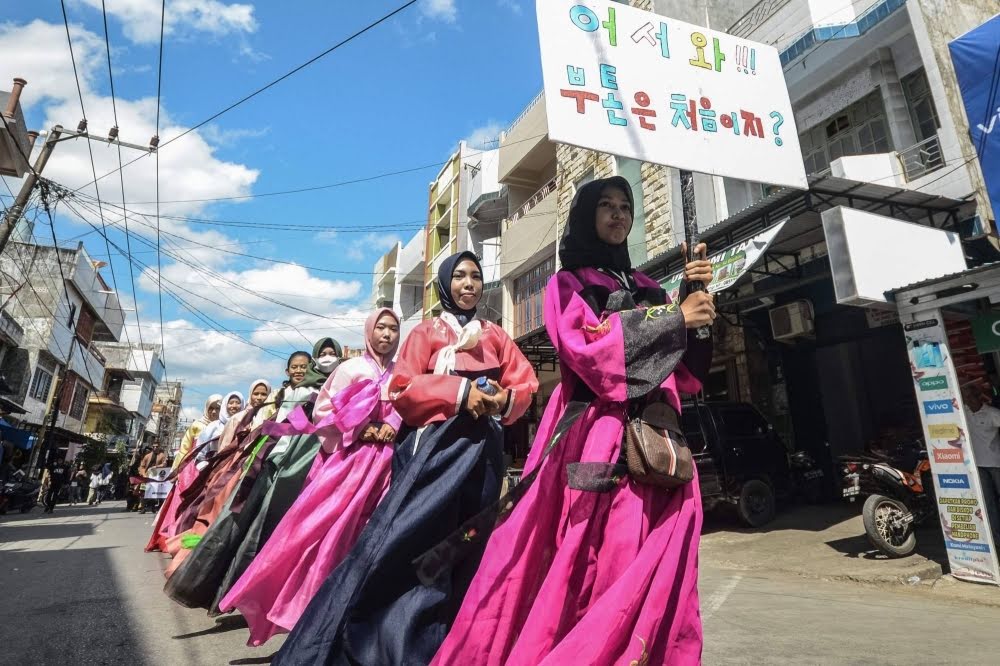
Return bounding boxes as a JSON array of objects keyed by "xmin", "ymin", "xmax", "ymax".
[
  {"xmin": 59, "ymin": 0, "xmax": 142, "ymax": 373},
  {"xmin": 101, "ymin": 0, "xmax": 150, "ymax": 367},
  {"xmin": 58, "ymin": 196, "xmax": 289, "ymax": 360},
  {"xmin": 62, "ymin": 191, "xmax": 367, "ymax": 346},
  {"xmin": 155, "ymin": 0, "xmax": 167, "ymax": 379},
  {"xmin": 69, "ymin": 187, "xmax": 565, "ymax": 275},
  {"xmin": 69, "ymin": 0, "xmax": 421, "ymax": 196}
]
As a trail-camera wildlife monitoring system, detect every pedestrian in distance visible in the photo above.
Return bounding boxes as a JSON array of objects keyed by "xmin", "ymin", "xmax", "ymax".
[
  {"xmin": 87, "ymin": 465, "xmax": 102, "ymax": 505},
  {"xmin": 961, "ymin": 381, "xmax": 1000, "ymax": 549},
  {"xmin": 41, "ymin": 458, "xmax": 69, "ymax": 514},
  {"xmin": 70, "ymin": 463, "xmax": 87, "ymax": 505},
  {"xmin": 97, "ymin": 462, "xmax": 113, "ymax": 504}
]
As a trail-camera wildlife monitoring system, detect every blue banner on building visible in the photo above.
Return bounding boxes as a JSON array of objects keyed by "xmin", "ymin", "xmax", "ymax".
[{"xmin": 949, "ymin": 15, "xmax": 1000, "ymax": 222}]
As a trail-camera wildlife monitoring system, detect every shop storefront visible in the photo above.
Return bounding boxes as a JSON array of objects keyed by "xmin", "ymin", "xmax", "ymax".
[
  {"xmin": 889, "ymin": 265, "xmax": 1000, "ymax": 585},
  {"xmin": 641, "ymin": 175, "xmax": 977, "ymax": 474}
]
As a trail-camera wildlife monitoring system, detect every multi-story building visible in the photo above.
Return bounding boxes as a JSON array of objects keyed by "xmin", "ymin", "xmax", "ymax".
[
  {"xmin": 85, "ymin": 343, "xmax": 165, "ymax": 449},
  {"xmin": 372, "ymin": 229, "xmax": 426, "ymax": 339},
  {"xmin": 497, "ymin": 93, "xmax": 559, "ymax": 357},
  {"xmin": 0, "ymin": 304, "xmax": 26, "ymax": 418},
  {"xmin": 422, "ymin": 143, "xmax": 502, "ymax": 318},
  {"xmin": 494, "ymin": 0, "xmax": 994, "ymax": 468},
  {"xmin": 465, "ymin": 147, "xmax": 504, "ymax": 325},
  {"xmin": 149, "ymin": 380, "xmax": 183, "ymax": 452},
  {"xmin": 0, "ymin": 241, "xmax": 124, "ymax": 461}
]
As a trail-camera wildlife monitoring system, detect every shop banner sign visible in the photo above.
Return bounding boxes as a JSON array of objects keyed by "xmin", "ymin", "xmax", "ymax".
[
  {"xmin": 661, "ymin": 220, "xmax": 787, "ymax": 302},
  {"xmin": 905, "ymin": 314, "xmax": 1000, "ymax": 585},
  {"xmin": 536, "ymin": 1, "xmax": 807, "ymax": 189},
  {"xmin": 949, "ymin": 14, "xmax": 1000, "ymax": 220},
  {"xmin": 971, "ymin": 313, "xmax": 1000, "ymax": 354}
]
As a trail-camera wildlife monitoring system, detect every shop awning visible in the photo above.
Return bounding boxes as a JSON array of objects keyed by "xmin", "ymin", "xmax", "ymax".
[
  {"xmin": 0, "ymin": 395, "xmax": 27, "ymax": 415},
  {"xmin": 640, "ymin": 173, "xmax": 974, "ymax": 283},
  {"xmin": 0, "ymin": 419, "xmax": 35, "ymax": 449}
]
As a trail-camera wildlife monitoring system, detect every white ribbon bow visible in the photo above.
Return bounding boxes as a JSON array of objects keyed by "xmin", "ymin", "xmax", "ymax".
[{"xmin": 433, "ymin": 312, "xmax": 482, "ymax": 376}]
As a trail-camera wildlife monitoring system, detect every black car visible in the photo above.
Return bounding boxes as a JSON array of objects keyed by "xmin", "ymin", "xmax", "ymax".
[{"xmin": 681, "ymin": 400, "xmax": 792, "ymax": 527}]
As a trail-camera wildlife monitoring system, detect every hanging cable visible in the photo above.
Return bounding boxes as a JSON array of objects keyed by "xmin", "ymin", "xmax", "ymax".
[
  {"xmin": 70, "ymin": 0, "xmax": 421, "ymax": 194},
  {"xmin": 155, "ymin": 0, "xmax": 167, "ymax": 377},
  {"xmin": 59, "ymin": 0, "xmax": 140, "ymax": 367},
  {"xmin": 101, "ymin": 0, "xmax": 151, "ymax": 367}
]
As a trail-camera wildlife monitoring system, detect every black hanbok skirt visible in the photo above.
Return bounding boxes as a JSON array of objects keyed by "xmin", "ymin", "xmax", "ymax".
[{"xmin": 273, "ymin": 412, "xmax": 503, "ymax": 666}]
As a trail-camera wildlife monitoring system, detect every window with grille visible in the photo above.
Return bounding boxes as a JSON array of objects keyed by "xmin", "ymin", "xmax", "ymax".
[
  {"xmin": 798, "ymin": 91, "xmax": 892, "ymax": 172},
  {"xmin": 902, "ymin": 68, "xmax": 940, "ymax": 142},
  {"xmin": 30, "ymin": 365, "xmax": 53, "ymax": 401},
  {"xmin": 512, "ymin": 256, "xmax": 556, "ymax": 338},
  {"xmin": 69, "ymin": 382, "xmax": 89, "ymax": 420}
]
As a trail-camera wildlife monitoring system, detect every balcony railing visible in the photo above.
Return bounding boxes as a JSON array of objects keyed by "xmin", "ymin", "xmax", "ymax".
[
  {"xmin": 728, "ymin": 0, "xmax": 793, "ymax": 39},
  {"xmin": 508, "ymin": 177, "xmax": 557, "ymax": 226},
  {"xmin": 898, "ymin": 135, "xmax": 945, "ymax": 182},
  {"xmin": 502, "ymin": 90, "xmax": 544, "ymax": 140}
]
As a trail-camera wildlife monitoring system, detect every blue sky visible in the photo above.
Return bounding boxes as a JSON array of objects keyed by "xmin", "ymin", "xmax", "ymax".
[{"xmin": 1, "ymin": 0, "xmax": 543, "ymax": 422}]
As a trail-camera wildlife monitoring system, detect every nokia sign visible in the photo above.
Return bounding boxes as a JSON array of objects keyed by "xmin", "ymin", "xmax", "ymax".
[{"xmin": 938, "ymin": 474, "xmax": 971, "ymax": 489}]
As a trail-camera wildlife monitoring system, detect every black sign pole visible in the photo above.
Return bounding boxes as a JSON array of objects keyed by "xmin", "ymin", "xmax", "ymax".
[{"xmin": 679, "ymin": 170, "xmax": 711, "ymax": 340}]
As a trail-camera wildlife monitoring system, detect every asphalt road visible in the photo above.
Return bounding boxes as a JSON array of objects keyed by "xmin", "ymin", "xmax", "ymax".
[{"xmin": 2, "ymin": 501, "xmax": 1000, "ymax": 665}]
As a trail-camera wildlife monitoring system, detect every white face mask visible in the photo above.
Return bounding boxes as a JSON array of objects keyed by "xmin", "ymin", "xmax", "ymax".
[{"xmin": 316, "ymin": 355, "xmax": 340, "ymax": 373}]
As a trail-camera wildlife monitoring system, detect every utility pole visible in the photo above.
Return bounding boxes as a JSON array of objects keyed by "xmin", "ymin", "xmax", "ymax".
[
  {"xmin": 0, "ymin": 121, "xmax": 155, "ymax": 254},
  {"xmin": 0, "ymin": 125, "xmax": 62, "ymax": 253}
]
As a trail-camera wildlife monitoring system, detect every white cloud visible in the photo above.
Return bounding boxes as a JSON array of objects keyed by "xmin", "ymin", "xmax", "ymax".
[
  {"xmin": 0, "ymin": 19, "xmax": 259, "ymax": 229},
  {"xmin": 199, "ymin": 124, "xmax": 270, "ymax": 147},
  {"xmin": 464, "ymin": 121, "xmax": 503, "ymax": 150},
  {"xmin": 420, "ymin": 0, "xmax": 457, "ymax": 23},
  {"xmin": 346, "ymin": 232, "xmax": 402, "ymax": 262},
  {"xmin": 72, "ymin": 0, "xmax": 257, "ymax": 45},
  {"xmin": 498, "ymin": 0, "xmax": 523, "ymax": 15},
  {"xmin": 138, "ymin": 261, "xmax": 363, "ymax": 322}
]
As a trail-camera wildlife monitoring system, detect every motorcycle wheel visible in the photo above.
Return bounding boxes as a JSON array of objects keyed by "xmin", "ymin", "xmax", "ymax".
[
  {"xmin": 862, "ymin": 494, "xmax": 916, "ymax": 558},
  {"xmin": 19, "ymin": 504, "xmax": 33, "ymax": 514}
]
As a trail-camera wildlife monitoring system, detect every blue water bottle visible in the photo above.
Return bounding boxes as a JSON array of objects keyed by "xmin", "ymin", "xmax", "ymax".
[{"xmin": 476, "ymin": 377, "xmax": 502, "ymax": 422}]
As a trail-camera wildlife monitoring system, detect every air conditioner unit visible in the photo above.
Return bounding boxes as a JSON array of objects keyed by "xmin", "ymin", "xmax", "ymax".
[{"xmin": 769, "ymin": 300, "xmax": 815, "ymax": 342}]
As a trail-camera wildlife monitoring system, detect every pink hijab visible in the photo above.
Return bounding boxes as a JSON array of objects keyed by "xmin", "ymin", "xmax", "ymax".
[{"xmin": 365, "ymin": 308, "xmax": 401, "ymax": 371}]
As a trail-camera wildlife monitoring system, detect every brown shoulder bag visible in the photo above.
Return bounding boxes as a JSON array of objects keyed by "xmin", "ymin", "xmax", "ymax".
[{"xmin": 623, "ymin": 402, "xmax": 694, "ymax": 489}]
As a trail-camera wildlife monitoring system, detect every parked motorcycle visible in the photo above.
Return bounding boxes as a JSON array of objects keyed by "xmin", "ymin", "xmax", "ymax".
[
  {"xmin": 0, "ymin": 469, "xmax": 40, "ymax": 515},
  {"xmin": 841, "ymin": 440, "xmax": 934, "ymax": 558},
  {"xmin": 789, "ymin": 450, "xmax": 827, "ymax": 503}
]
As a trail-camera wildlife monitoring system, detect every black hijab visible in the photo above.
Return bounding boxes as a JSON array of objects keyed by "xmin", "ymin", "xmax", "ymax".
[
  {"xmin": 558, "ymin": 176, "xmax": 634, "ymax": 274},
  {"xmin": 435, "ymin": 250, "xmax": 483, "ymax": 326}
]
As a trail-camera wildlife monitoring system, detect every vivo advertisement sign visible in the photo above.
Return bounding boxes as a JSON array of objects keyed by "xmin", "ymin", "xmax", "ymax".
[
  {"xmin": 949, "ymin": 14, "xmax": 1000, "ymax": 219},
  {"xmin": 923, "ymin": 399, "xmax": 955, "ymax": 415}
]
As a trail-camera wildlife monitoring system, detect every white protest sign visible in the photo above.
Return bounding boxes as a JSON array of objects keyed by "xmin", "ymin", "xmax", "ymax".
[{"xmin": 536, "ymin": 1, "xmax": 808, "ymax": 189}]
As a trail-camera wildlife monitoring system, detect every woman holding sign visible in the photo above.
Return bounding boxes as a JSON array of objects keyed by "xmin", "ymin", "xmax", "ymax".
[{"xmin": 434, "ymin": 176, "xmax": 715, "ymax": 665}]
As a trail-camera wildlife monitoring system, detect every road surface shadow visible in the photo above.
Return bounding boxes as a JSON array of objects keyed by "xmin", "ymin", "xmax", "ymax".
[
  {"xmin": 0, "ymin": 522, "xmax": 94, "ymax": 542},
  {"xmin": 703, "ymin": 500, "xmax": 854, "ymax": 534},
  {"xmin": 230, "ymin": 653, "xmax": 278, "ymax": 665},
  {"xmin": 173, "ymin": 613, "xmax": 249, "ymax": 639},
  {"xmin": 0, "ymin": 546, "xmax": 147, "ymax": 664},
  {"xmin": 826, "ymin": 525, "xmax": 948, "ymax": 567}
]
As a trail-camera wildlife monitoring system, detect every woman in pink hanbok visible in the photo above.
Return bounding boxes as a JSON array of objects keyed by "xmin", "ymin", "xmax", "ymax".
[
  {"xmin": 218, "ymin": 308, "xmax": 402, "ymax": 646},
  {"xmin": 146, "ymin": 393, "xmax": 222, "ymax": 552},
  {"xmin": 433, "ymin": 176, "xmax": 717, "ymax": 665}
]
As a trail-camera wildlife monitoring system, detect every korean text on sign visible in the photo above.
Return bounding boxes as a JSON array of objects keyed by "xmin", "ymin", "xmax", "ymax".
[{"xmin": 537, "ymin": 1, "xmax": 807, "ymax": 189}]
